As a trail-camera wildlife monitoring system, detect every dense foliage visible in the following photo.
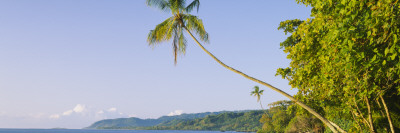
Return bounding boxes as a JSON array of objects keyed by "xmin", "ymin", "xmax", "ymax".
[
  {"xmin": 87, "ymin": 110, "xmax": 264, "ymax": 132},
  {"xmin": 150, "ymin": 110, "xmax": 264, "ymax": 132},
  {"xmin": 86, "ymin": 111, "xmax": 223, "ymax": 129},
  {"xmin": 258, "ymin": 100, "xmax": 324, "ymax": 133},
  {"xmin": 276, "ymin": 0, "xmax": 400, "ymax": 132}
]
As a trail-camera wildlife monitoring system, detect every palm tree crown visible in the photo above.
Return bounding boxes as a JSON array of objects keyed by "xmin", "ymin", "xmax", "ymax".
[
  {"xmin": 251, "ymin": 86, "xmax": 264, "ymax": 102},
  {"xmin": 251, "ymin": 86, "xmax": 264, "ymax": 109},
  {"xmin": 147, "ymin": 0, "xmax": 209, "ymax": 64}
]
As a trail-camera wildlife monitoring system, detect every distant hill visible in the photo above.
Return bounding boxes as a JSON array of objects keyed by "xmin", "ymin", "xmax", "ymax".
[
  {"xmin": 86, "ymin": 111, "xmax": 229, "ymax": 129},
  {"xmin": 87, "ymin": 117, "xmax": 161, "ymax": 129},
  {"xmin": 150, "ymin": 110, "xmax": 264, "ymax": 132},
  {"xmin": 85, "ymin": 110, "xmax": 263, "ymax": 132}
]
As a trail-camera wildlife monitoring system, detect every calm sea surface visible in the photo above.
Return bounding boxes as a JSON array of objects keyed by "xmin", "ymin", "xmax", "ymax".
[{"xmin": 0, "ymin": 129, "xmax": 244, "ymax": 133}]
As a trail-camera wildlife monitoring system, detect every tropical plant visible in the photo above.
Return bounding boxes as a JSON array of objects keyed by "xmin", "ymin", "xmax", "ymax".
[
  {"xmin": 251, "ymin": 86, "xmax": 265, "ymax": 109},
  {"xmin": 259, "ymin": 100, "xmax": 295, "ymax": 133},
  {"xmin": 276, "ymin": 0, "xmax": 400, "ymax": 132},
  {"xmin": 146, "ymin": 0, "xmax": 207, "ymax": 64},
  {"xmin": 146, "ymin": 0, "xmax": 344, "ymax": 132}
]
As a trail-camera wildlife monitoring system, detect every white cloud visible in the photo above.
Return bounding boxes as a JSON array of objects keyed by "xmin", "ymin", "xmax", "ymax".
[
  {"xmin": 96, "ymin": 110, "xmax": 104, "ymax": 114},
  {"xmin": 73, "ymin": 104, "xmax": 86, "ymax": 113},
  {"xmin": 0, "ymin": 104, "xmax": 136, "ymax": 129},
  {"xmin": 128, "ymin": 114, "xmax": 137, "ymax": 117},
  {"xmin": 61, "ymin": 104, "xmax": 87, "ymax": 116},
  {"xmin": 107, "ymin": 107, "xmax": 117, "ymax": 112},
  {"xmin": 45, "ymin": 104, "xmax": 134, "ymax": 128},
  {"xmin": 49, "ymin": 114, "xmax": 60, "ymax": 119},
  {"xmin": 167, "ymin": 110, "xmax": 183, "ymax": 116},
  {"xmin": 27, "ymin": 113, "xmax": 46, "ymax": 119},
  {"xmin": 62, "ymin": 110, "xmax": 73, "ymax": 116},
  {"xmin": 94, "ymin": 108, "xmax": 126, "ymax": 120}
]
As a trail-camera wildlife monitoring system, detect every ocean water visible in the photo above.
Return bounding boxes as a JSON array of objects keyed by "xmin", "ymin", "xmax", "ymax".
[{"xmin": 0, "ymin": 129, "xmax": 241, "ymax": 133}]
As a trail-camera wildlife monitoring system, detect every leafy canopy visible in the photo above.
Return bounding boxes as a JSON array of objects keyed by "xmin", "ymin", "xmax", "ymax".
[{"xmin": 277, "ymin": 0, "xmax": 400, "ymax": 132}]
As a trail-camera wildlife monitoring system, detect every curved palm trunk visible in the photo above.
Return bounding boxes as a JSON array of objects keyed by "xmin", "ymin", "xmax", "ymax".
[{"xmin": 183, "ymin": 27, "xmax": 346, "ymax": 133}]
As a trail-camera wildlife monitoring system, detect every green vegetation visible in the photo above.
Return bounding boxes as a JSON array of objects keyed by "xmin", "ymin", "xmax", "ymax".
[
  {"xmin": 146, "ymin": 0, "xmax": 400, "ymax": 132},
  {"xmin": 276, "ymin": 0, "xmax": 400, "ymax": 132},
  {"xmin": 257, "ymin": 100, "xmax": 324, "ymax": 133},
  {"xmin": 148, "ymin": 110, "xmax": 264, "ymax": 132},
  {"xmin": 146, "ymin": 0, "xmax": 340, "ymax": 131},
  {"xmin": 86, "ymin": 110, "xmax": 264, "ymax": 132},
  {"xmin": 146, "ymin": 0, "xmax": 207, "ymax": 65},
  {"xmin": 87, "ymin": 117, "xmax": 162, "ymax": 129},
  {"xmin": 86, "ymin": 111, "xmax": 223, "ymax": 129}
]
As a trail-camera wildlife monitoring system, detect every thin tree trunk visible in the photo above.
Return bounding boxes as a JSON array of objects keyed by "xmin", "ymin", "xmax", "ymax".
[
  {"xmin": 376, "ymin": 97, "xmax": 389, "ymax": 132},
  {"xmin": 183, "ymin": 27, "xmax": 346, "ymax": 133},
  {"xmin": 354, "ymin": 97, "xmax": 371, "ymax": 129},
  {"xmin": 365, "ymin": 97, "xmax": 376, "ymax": 133},
  {"xmin": 260, "ymin": 101, "xmax": 264, "ymax": 110},
  {"xmin": 351, "ymin": 111, "xmax": 362, "ymax": 130},
  {"xmin": 380, "ymin": 95, "xmax": 395, "ymax": 133}
]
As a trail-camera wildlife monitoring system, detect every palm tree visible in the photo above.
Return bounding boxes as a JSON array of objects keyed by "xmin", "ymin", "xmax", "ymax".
[
  {"xmin": 146, "ymin": 0, "xmax": 207, "ymax": 64},
  {"xmin": 251, "ymin": 86, "xmax": 264, "ymax": 109},
  {"xmin": 146, "ymin": 0, "xmax": 345, "ymax": 132}
]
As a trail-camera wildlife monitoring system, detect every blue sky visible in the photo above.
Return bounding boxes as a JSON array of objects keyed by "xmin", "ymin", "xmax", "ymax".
[{"xmin": 0, "ymin": 0, "xmax": 311, "ymax": 129}]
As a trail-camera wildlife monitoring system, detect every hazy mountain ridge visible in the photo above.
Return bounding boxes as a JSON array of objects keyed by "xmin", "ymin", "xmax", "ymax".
[
  {"xmin": 86, "ymin": 110, "xmax": 255, "ymax": 129},
  {"xmin": 150, "ymin": 110, "xmax": 264, "ymax": 132}
]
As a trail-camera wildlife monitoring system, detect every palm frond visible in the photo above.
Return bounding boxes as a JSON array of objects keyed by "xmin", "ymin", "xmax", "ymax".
[
  {"xmin": 147, "ymin": 0, "xmax": 210, "ymax": 65},
  {"xmin": 147, "ymin": 17, "xmax": 175, "ymax": 45},
  {"xmin": 184, "ymin": 14, "xmax": 209, "ymax": 43},
  {"xmin": 178, "ymin": 28, "xmax": 187, "ymax": 54},
  {"xmin": 171, "ymin": 27, "xmax": 186, "ymax": 64},
  {"xmin": 166, "ymin": 18, "xmax": 178, "ymax": 41},
  {"xmin": 254, "ymin": 86, "xmax": 259, "ymax": 91},
  {"xmin": 146, "ymin": 0, "xmax": 170, "ymax": 12},
  {"xmin": 185, "ymin": 0, "xmax": 200, "ymax": 13},
  {"xmin": 169, "ymin": 0, "xmax": 185, "ymax": 13}
]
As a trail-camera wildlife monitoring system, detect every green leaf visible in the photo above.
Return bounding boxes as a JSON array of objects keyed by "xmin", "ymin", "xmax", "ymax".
[
  {"xmin": 385, "ymin": 47, "xmax": 389, "ymax": 56},
  {"xmin": 341, "ymin": 0, "xmax": 346, "ymax": 5},
  {"xmin": 390, "ymin": 44, "xmax": 396, "ymax": 53},
  {"xmin": 348, "ymin": 40, "xmax": 353, "ymax": 50},
  {"xmin": 371, "ymin": 55, "xmax": 377, "ymax": 62},
  {"xmin": 383, "ymin": 60, "xmax": 386, "ymax": 65},
  {"xmin": 370, "ymin": 38, "xmax": 374, "ymax": 45},
  {"xmin": 391, "ymin": 53, "xmax": 397, "ymax": 60},
  {"xmin": 373, "ymin": 48, "xmax": 378, "ymax": 53}
]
